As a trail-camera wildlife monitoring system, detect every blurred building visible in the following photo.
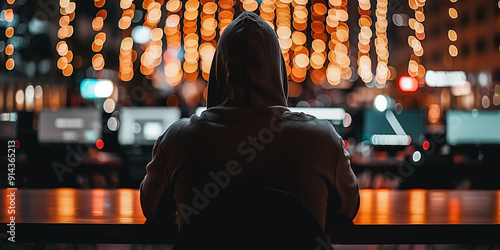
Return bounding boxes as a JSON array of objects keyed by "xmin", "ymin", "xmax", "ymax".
[
  {"xmin": 420, "ymin": 0, "xmax": 500, "ymax": 112},
  {"xmin": 424, "ymin": 0, "xmax": 500, "ymax": 75}
]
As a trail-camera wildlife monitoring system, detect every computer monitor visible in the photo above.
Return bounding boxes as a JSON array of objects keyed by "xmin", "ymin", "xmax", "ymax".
[
  {"xmin": 38, "ymin": 108, "xmax": 101, "ymax": 143},
  {"xmin": 118, "ymin": 107, "xmax": 181, "ymax": 146},
  {"xmin": 446, "ymin": 110, "xmax": 500, "ymax": 145},
  {"xmin": 0, "ymin": 112, "xmax": 17, "ymax": 140},
  {"xmin": 363, "ymin": 109, "xmax": 425, "ymax": 147}
]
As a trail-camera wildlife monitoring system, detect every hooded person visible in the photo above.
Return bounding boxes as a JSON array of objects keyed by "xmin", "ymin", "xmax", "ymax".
[{"xmin": 140, "ymin": 11, "xmax": 359, "ymax": 247}]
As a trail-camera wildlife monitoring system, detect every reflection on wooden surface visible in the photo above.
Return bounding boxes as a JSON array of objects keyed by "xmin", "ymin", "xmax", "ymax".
[
  {"xmin": 1, "ymin": 188, "xmax": 499, "ymax": 225},
  {"xmin": 409, "ymin": 189, "xmax": 426, "ymax": 224},
  {"xmin": 353, "ymin": 189, "xmax": 500, "ymax": 224},
  {"xmin": 56, "ymin": 188, "xmax": 75, "ymax": 223},
  {"xmin": 0, "ymin": 188, "xmax": 144, "ymax": 224},
  {"xmin": 497, "ymin": 190, "xmax": 500, "ymax": 223}
]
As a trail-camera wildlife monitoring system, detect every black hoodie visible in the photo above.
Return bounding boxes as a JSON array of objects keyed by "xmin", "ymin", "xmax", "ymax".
[{"xmin": 140, "ymin": 11, "xmax": 359, "ymax": 231}]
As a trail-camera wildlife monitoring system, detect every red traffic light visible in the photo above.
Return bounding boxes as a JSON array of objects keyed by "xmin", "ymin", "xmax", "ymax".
[
  {"xmin": 399, "ymin": 76, "xmax": 419, "ymax": 92},
  {"xmin": 96, "ymin": 139, "xmax": 104, "ymax": 150}
]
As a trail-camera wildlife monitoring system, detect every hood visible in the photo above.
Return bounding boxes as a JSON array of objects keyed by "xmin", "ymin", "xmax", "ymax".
[{"xmin": 207, "ymin": 11, "xmax": 288, "ymax": 108}]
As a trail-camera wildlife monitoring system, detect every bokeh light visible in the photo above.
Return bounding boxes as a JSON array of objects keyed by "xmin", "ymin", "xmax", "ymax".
[{"xmin": 57, "ymin": 0, "xmax": 75, "ymax": 76}]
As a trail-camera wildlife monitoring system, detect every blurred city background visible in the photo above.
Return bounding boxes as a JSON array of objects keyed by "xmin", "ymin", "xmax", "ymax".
[{"xmin": 1, "ymin": 0, "xmax": 499, "ymax": 189}]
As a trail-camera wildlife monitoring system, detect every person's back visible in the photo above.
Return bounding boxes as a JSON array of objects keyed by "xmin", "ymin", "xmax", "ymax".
[{"xmin": 140, "ymin": 10, "xmax": 359, "ymax": 242}]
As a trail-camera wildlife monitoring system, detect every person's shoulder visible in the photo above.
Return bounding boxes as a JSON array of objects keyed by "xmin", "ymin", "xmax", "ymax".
[
  {"xmin": 155, "ymin": 117, "xmax": 190, "ymax": 145},
  {"xmin": 281, "ymin": 109, "xmax": 343, "ymax": 141},
  {"xmin": 283, "ymin": 109, "xmax": 335, "ymax": 130},
  {"xmin": 168, "ymin": 117, "xmax": 191, "ymax": 132},
  {"xmin": 162, "ymin": 112, "xmax": 213, "ymax": 137}
]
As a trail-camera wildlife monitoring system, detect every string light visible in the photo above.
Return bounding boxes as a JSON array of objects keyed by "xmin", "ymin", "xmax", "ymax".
[
  {"xmin": 182, "ymin": 0, "xmax": 200, "ymax": 82},
  {"xmin": 118, "ymin": 0, "xmax": 136, "ymax": 82},
  {"xmin": 140, "ymin": 0, "xmax": 164, "ymax": 77},
  {"xmin": 309, "ymin": 0, "xmax": 327, "ymax": 85},
  {"xmin": 325, "ymin": 0, "xmax": 350, "ymax": 86},
  {"xmin": 164, "ymin": 1, "xmax": 183, "ymax": 85},
  {"xmin": 259, "ymin": 0, "xmax": 275, "ymax": 30},
  {"xmin": 163, "ymin": 0, "xmax": 184, "ymax": 86},
  {"xmin": 407, "ymin": 0, "xmax": 426, "ymax": 84},
  {"xmin": 27, "ymin": 0, "xmax": 414, "ymax": 99},
  {"xmin": 57, "ymin": 0, "xmax": 76, "ymax": 76},
  {"xmin": 218, "ymin": 0, "xmax": 234, "ymax": 35},
  {"xmin": 276, "ymin": 0, "xmax": 292, "ymax": 78},
  {"xmin": 449, "ymin": 44, "xmax": 458, "ymax": 57},
  {"xmin": 241, "ymin": 0, "xmax": 259, "ymax": 12},
  {"xmin": 358, "ymin": 0, "xmax": 373, "ymax": 84},
  {"xmin": 195, "ymin": 0, "xmax": 215, "ymax": 82},
  {"xmin": 4, "ymin": 0, "xmax": 15, "ymax": 70},
  {"xmin": 290, "ymin": 0, "xmax": 308, "ymax": 83},
  {"xmin": 375, "ymin": 0, "xmax": 389, "ymax": 86},
  {"xmin": 448, "ymin": 7, "xmax": 458, "ymax": 19},
  {"xmin": 448, "ymin": 0, "xmax": 458, "ymax": 58},
  {"xmin": 92, "ymin": 0, "xmax": 107, "ymax": 71}
]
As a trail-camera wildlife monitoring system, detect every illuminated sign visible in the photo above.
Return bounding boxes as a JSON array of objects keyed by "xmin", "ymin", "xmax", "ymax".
[
  {"xmin": 118, "ymin": 107, "xmax": 181, "ymax": 145},
  {"xmin": 80, "ymin": 79, "xmax": 114, "ymax": 99},
  {"xmin": 38, "ymin": 109, "xmax": 101, "ymax": 143},
  {"xmin": 447, "ymin": 110, "xmax": 500, "ymax": 145},
  {"xmin": 425, "ymin": 70, "xmax": 467, "ymax": 87}
]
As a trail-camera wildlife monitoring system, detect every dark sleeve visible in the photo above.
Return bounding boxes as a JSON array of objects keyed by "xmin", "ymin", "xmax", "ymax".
[
  {"xmin": 140, "ymin": 135, "xmax": 170, "ymax": 220},
  {"xmin": 327, "ymin": 133, "xmax": 360, "ymax": 224}
]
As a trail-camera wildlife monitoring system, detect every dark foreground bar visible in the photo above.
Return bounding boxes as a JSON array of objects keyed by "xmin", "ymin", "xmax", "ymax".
[{"xmin": 4, "ymin": 223, "xmax": 500, "ymax": 244}]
